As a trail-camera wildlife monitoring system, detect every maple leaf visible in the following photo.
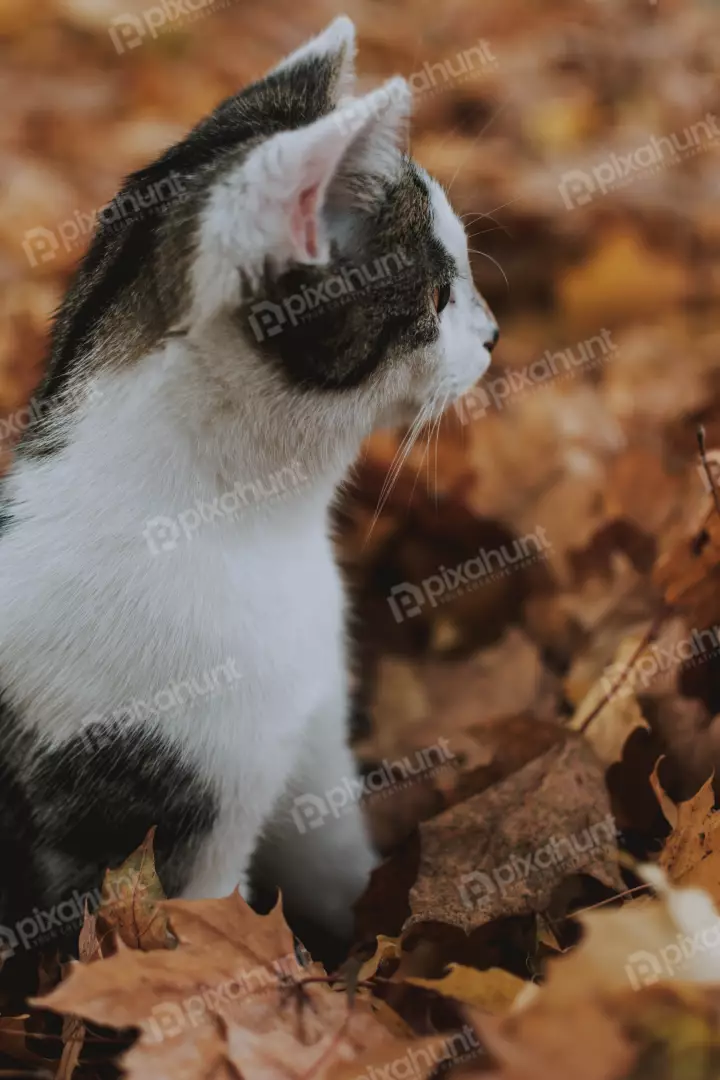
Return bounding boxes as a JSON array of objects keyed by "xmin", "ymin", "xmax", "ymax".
[{"xmin": 34, "ymin": 891, "xmax": 405, "ymax": 1080}]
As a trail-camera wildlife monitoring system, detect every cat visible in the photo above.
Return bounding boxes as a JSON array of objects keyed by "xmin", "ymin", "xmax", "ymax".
[{"xmin": 0, "ymin": 15, "xmax": 498, "ymax": 954}]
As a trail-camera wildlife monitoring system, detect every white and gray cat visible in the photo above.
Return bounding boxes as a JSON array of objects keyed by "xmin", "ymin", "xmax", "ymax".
[{"xmin": 0, "ymin": 16, "xmax": 498, "ymax": 945}]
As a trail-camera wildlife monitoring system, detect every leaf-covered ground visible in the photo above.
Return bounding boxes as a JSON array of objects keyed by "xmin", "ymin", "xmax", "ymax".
[{"xmin": 2, "ymin": 0, "xmax": 720, "ymax": 1076}]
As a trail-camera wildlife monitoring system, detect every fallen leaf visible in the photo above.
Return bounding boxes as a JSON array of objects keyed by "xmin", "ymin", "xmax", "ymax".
[
  {"xmin": 406, "ymin": 737, "xmax": 622, "ymax": 933},
  {"xmin": 96, "ymin": 827, "xmax": 174, "ymax": 953},
  {"xmin": 568, "ymin": 634, "xmax": 651, "ymax": 766},
  {"xmin": 35, "ymin": 891, "xmax": 400, "ymax": 1080},
  {"xmin": 334, "ymin": 1029, "xmax": 482, "ymax": 1080},
  {"xmin": 649, "ymin": 758, "xmax": 679, "ymax": 830},
  {"xmin": 475, "ymin": 994, "xmax": 636, "ymax": 1080},
  {"xmin": 540, "ymin": 867, "xmax": 720, "ymax": 1008},
  {"xmin": 357, "ymin": 936, "xmax": 402, "ymax": 983},
  {"xmin": 653, "ymin": 775, "xmax": 720, "ymax": 902},
  {"xmin": 405, "ymin": 963, "xmax": 525, "ymax": 1014}
]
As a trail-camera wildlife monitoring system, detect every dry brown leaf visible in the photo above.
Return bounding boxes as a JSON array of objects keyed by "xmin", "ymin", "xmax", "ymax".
[
  {"xmin": 475, "ymin": 994, "xmax": 636, "ymax": 1080},
  {"xmin": 649, "ymin": 758, "xmax": 679, "ymax": 830},
  {"xmin": 406, "ymin": 737, "xmax": 622, "ymax": 933},
  {"xmin": 334, "ymin": 1029, "xmax": 481, "ymax": 1080},
  {"xmin": 653, "ymin": 775, "xmax": 720, "ymax": 901},
  {"xmin": 35, "ymin": 891, "xmax": 400, "ymax": 1080},
  {"xmin": 568, "ymin": 634, "xmax": 651, "ymax": 766},
  {"xmin": 55, "ymin": 1014, "xmax": 84, "ymax": 1080},
  {"xmin": 540, "ymin": 870, "xmax": 720, "ymax": 1008},
  {"xmin": 653, "ymin": 506, "xmax": 720, "ymax": 630},
  {"xmin": 405, "ymin": 963, "xmax": 525, "ymax": 1014},
  {"xmin": 96, "ymin": 827, "xmax": 174, "ymax": 953}
]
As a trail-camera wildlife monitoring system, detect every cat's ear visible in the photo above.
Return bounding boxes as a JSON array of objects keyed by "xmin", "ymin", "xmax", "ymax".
[
  {"xmin": 189, "ymin": 78, "xmax": 410, "ymax": 322},
  {"xmin": 246, "ymin": 77, "xmax": 412, "ymax": 266},
  {"xmin": 269, "ymin": 16, "xmax": 357, "ymax": 106}
]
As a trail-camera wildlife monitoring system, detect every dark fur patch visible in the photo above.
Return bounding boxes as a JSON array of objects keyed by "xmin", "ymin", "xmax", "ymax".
[
  {"xmin": 239, "ymin": 163, "xmax": 456, "ymax": 390},
  {"xmin": 28, "ymin": 727, "xmax": 219, "ymax": 901},
  {"xmin": 0, "ymin": 692, "xmax": 218, "ymax": 949}
]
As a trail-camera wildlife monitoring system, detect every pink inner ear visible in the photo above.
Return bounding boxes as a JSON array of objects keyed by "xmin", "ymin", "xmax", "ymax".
[{"xmin": 291, "ymin": 184, "xmax": 321, "ymax": 261}]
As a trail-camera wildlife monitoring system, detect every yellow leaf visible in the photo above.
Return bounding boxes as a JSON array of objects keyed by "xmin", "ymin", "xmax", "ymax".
[
  {"xmin": 96, "ymin": 828, "xmax": 174, "ymax": 952},
  {"xmin": 358, "ymin": 935, "xmax": 402, "ymax": 982},
  {"xmin": 405, "ymin": 963, "xmax": 525, "ymax": 1014}
]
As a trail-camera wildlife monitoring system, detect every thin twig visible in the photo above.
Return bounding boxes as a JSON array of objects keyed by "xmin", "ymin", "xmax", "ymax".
[
  {"xmin": 572, "ymin": 883, "xmax": 652, "ymax": 919},
  {"xmin": 578, "ymin": 610, "xmax": 667, "ymax": 735}
]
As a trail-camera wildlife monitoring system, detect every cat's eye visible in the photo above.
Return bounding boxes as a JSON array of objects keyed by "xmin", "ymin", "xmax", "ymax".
[{"xmin": 433, "ymin": 283, "xmax": 452, "ymax": 315}]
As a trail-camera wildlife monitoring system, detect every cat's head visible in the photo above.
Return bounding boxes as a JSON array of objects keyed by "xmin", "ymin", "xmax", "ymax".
[{"xmin": 42, "ymin": 17, "xmax": 498, "ymax": 463}]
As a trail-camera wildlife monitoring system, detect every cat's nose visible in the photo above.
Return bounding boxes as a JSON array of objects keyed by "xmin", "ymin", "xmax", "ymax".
[{"xmin": 485, "ymin": 326, "xmax": 499, "ymax": 353}]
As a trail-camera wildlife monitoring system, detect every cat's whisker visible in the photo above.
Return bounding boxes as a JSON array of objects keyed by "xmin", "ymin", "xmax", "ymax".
[
  {"xmin": 464, "ymin": 214, "xmax": 512, "ymax": 238},
  {"xmin": 467, "ymin": 226, "xmax": 510, "ymax": 242},
  {"xmin": 366, "ymin": 406, "xmax": 430, "ymax": 541},
  {"xmin": 467, "ymin": 249, "xmax": 510, "ymax": 291},
  {"xmin": 373, "ymin": 413, "xmax": 423, "ymax": 510},
  {"xmin": 431, "ymin": 394, "xmax": 449, "ymax": 506},
  {"xmin": 446, "ymin": 97, "xmax": 514, "ymax": 196}
]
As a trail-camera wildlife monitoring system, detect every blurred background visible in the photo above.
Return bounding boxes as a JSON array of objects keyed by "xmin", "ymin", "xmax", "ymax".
[{"xmin": 2, "ymin": 0, "xmax": 720, "ymax": 849}]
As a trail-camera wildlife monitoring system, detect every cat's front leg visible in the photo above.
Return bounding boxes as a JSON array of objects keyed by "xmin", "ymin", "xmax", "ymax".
[
  {"xmin": 180, "ymin": 736, "xmax": 302, "ymax": 904},
  {"xmin": 255, "ymin": 689, "xmax": 378, "ymax": 939}
]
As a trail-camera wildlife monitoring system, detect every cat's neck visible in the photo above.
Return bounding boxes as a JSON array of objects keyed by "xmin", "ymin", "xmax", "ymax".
[{"xmin": 35, "ymin": 338, "xmax": 365, "ymax": 530}]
